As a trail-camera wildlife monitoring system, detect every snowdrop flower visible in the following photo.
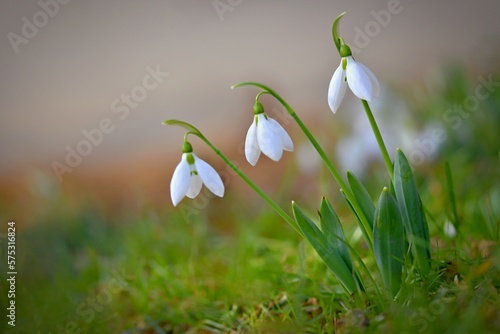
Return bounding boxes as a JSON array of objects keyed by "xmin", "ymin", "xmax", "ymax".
[
  {"xmin": 245, "ymin": 101, "xmax": 294, "ymax": 166},
  {"xmin": 328, "ymin": 44, "xmax": 380, "ymax": 113},
  {"xmin": 443, "ymin": 220, "xmax": 457, "ymax": 239},
  {"xmin": 170, "ymin": 141, "xmax": 224, "ymax": 206}
]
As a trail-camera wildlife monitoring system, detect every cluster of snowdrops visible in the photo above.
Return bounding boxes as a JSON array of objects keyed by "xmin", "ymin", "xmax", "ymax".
[{"xmin": 165, "ymin": 13, "xmax": 431, "ymax": 301}]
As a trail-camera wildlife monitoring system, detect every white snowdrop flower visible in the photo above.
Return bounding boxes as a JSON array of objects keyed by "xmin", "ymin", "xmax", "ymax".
[
  {"xmin": 245, "ymin": 102, "xmax": 293, "ymax": 166},
  {"xmin": 170, "ymin": 143, "xmax": 224, "ymax": 206},
  {"xmin": 328, "ymin": 45, "xmax": 380, "ymax": 113}
]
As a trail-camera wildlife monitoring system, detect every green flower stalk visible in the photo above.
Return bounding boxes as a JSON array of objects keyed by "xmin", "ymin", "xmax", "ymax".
[{"xmin": 328, "ymin": 13, "xmax": 393, "ymax": 179}]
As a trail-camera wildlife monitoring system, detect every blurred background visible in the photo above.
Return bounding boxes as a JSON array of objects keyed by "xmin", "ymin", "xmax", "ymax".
[{"xmin": 1, "ymin": 0, "xmax": 499, "ymax": 226}]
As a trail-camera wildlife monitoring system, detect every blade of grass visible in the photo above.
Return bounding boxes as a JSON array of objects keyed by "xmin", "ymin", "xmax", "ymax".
[
  {"xmin": 347, "ymin": 171, "xmax": 375, "ymax": 232},
  {"xmin": 292, "ymin": 201, "xmax": 358, "ymax": 294}
]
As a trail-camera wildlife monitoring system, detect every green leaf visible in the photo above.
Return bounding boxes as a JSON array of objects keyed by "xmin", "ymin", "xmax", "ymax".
[
  {"xmin": 340, "ymin": 189, "xmax": 373, "ymax": 249},
  {"xmin": 292, "ymin": 201, "xmax": 357, "ymax": 294},
  {"xmin": 347, "ymin": 171, "xmax": 375, "ymax": 232},
  {"xmin": 162, "ymin": 119, "xmax": 208, "ymax": 143},
  {"xmin": 393, "ymin": 149, "xmax": 431, "ymax": 274},
  {"xmin": 373, "ymin": 188, "xmax": 404, "ymax": 297},
  {"xmin": 319, "ymin": 197, "xmax": 352, "ymax": 271},
  {"xmin": 332, "ymin": 12, "xmax": 346, "ymax": 52}
]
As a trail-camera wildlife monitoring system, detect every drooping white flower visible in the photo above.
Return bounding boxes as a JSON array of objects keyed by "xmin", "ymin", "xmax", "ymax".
[
  {"xmin": 170, "ymin": 151, "xmax": 224, "ymax": 206},
  {"xmin": 328, "ymin": 55, "xmax": 380, "ymax": 113},
  {"xmin": 443, "ymin": 220, "xmax": 457, "ymax": 239},
  {"xmin": 245, "ymin": 112, "xmax": 294, "ymax": 166}
]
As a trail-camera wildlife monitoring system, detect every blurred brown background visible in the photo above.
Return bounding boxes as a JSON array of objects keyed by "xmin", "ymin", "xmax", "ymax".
[{"xmin": 1, "ymin": 0, "xmax": 499, "ymax": 225}]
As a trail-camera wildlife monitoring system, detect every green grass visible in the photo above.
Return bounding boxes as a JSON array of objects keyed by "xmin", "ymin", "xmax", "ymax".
[
  {"xmin": 3, "ymin": 198, "xmax": 499, "ymax": 334},
  {"xmin": 1, "ymin": 67, "xmax": 500, "ymax": 333}
]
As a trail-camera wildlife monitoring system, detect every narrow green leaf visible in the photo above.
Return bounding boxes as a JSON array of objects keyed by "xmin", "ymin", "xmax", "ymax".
[
  {"xmin": 319, "ymin": 197, "xmax": 366, "ymax": 292},
  {"xmin": 347, "ymin": 171, "xmax": 375, "ymax": 231},
  {"xmin": 393, "ymin": 149, "xmax": 431, "ymax": 274},
  {"xmin": 292, "ymin": 201, "xmax": 357, "ymax": 294},
  {"xmin": 319, "ymin": 197, "xmax": 352, "ymax": 271},
  {"xmin": 373, "ymin": 188, "xmax": 404, "ymax": 297},
  {"xmin": 340, "ymin": 189, "xmax": 373, "ymax": 249}
]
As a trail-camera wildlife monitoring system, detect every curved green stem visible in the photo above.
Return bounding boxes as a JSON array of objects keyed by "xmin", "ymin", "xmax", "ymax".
[
  {"xmin": 255, "ymin": 91, "xmax": 269, "ymax": 101},
  {"xmin": 183, "ymin": 131, "xmax": 195, "ymax": 142},
  {"xmin": 231, "ymin": 82, "xmax": 373, "ymax": 243},
  {"xmin": 361, "ymin": 100, "xmax": 393, "ymax": 180},
  {"xmin": 163, "ymin": 119, "xmax": 303, "ymax": 237}
]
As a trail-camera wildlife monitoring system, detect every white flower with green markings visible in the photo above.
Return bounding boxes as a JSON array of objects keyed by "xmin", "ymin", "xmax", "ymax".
[
  {"xmin": 328, "ymin": 45, "xmax": 380, "ymax": 113},
  {"xmin": 170, "ymin": 142, "xmax": 224, "ymax": 206},
  {"xmin": 245, "ymin": 101, "xmax": 294, "ymax": 166}
]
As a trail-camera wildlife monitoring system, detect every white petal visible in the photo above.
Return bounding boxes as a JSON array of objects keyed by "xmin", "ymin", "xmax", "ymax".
[
  {"xmin": 269, "ymin": 118, "xmax": 293, "ymax": 152},
  {"xmin": 346, "ymin": 56, "xmax": 374, "ymax": 101},
  {"xmin": 357, "ymin": 61, "xmax": 380, "ymax": 97},
  {"xmin": 194, "ymin": 154, "xmax": 225, "ymax": 197},
  {"xmin": 245, "ymin": 117, "xmax": 261, "ymax": 166},
  {"xmin": 170, "ymin": 154, "xmax": 191, "ymax": 206},
  {"xmin": 256, "ymin": 114, "xmax": 283, "ymax": 161},
  {"xmin": 328, "ymin": 63, "xmax": 347, "ymax": 113},
  {"xmin": 186, "ymin": 165, "xmax": 202, "ymax": 199}
]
